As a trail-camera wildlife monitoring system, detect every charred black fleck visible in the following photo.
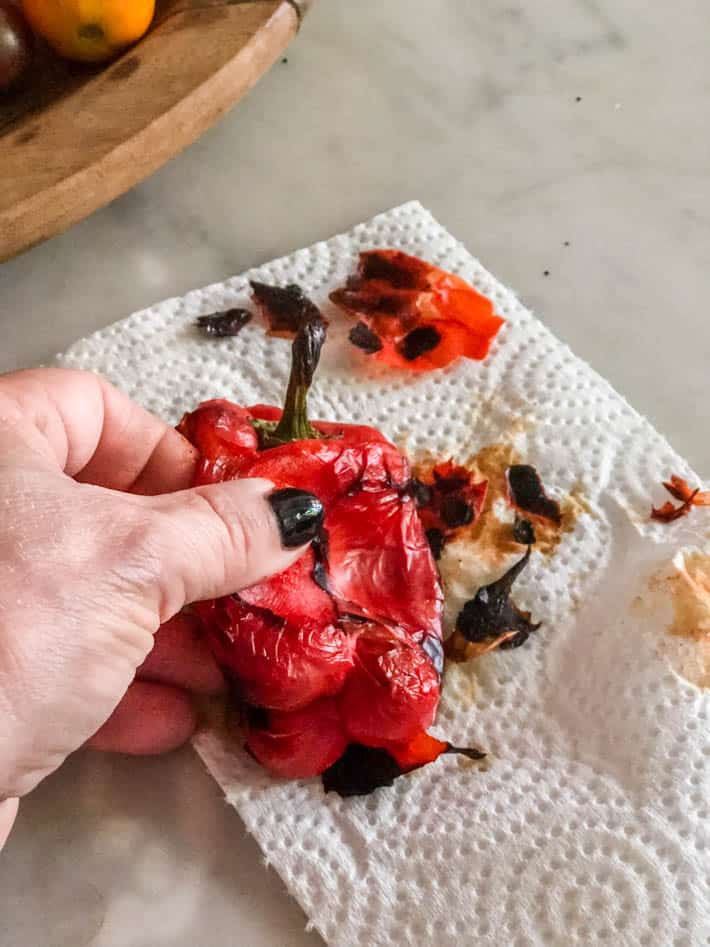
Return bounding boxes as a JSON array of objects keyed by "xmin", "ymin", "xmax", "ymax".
[
  {"xmin": 399, "ymin": 326, "xmax": 441, "ymax": 361},
  {"xmin": 440, "ymin": 496, "xmax": 474, "ymax": 528},
  {"xmin": 349, "ymin": 321, "xmax": 383, "ymax": 354},
  {"xmin": 512, "ymin": 516, "xmax": 536, "ymax": 545},
  {"xmin": 426, "ymin": 527, "xmax": 445, "ymax": 560}
]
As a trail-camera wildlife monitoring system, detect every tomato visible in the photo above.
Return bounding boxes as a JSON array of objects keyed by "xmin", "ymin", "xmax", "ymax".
[
  {"xmin": 21, "ymin": 0, "xmax": 154, "ymax": 63},
  {"xmin": 0, "ymin": 2, "xmax": 33, "ymax": 90}
]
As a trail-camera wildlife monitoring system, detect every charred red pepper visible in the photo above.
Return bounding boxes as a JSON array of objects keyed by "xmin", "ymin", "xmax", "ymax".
[
  {"xmin": 322, "ymin": 731, "xmax": 486, "ymax": 797},
  {"xmin": 179, "ymin": 295, "xmax": 446, "ymax": 788},
  {"xmin": 322, "ymin": 733, "xmax": 485, "ymax": 797},
  {"xmin": 330, "ymin": 249, "xmax": 504, "ymax": 372}
]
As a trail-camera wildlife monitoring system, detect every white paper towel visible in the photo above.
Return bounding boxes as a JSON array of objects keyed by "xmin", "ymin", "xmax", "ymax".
[{"xmin": 57, "ymin": 202, "xmax": 709, "ymax": 947}]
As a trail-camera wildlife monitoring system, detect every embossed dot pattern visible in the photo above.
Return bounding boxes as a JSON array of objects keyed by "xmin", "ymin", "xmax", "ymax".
[{"xmin": 59, "ymin": 203, "xmax": 710, "ymax": 947}]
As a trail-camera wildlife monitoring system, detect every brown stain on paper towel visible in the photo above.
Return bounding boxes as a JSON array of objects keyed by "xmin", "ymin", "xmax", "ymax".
[{"xmin": 659, "ymin": 551, "xmax": 710, "ymax": 688}]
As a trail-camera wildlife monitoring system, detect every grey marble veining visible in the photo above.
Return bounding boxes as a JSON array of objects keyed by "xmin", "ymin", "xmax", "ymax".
[{"xmin": 1, "ymin": 1, "xmax": 709, "ymax": 945}]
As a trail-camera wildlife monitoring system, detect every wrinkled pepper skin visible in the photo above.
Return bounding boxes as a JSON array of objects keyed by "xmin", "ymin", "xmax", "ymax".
[{"xmin": 180, "ymin": 338, "xmax": 444, "ymax": 779}]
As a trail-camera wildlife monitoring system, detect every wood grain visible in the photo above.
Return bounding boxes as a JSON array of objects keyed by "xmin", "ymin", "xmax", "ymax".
[{"xmin": 0, "ymin": 0, "xmax": 301, "ymax": 262}]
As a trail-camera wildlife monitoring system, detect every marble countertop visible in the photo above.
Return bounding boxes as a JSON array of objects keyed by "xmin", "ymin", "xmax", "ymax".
[{"xmin": 2, "ymin": 1, "xmax": 709, "ymax": 945}]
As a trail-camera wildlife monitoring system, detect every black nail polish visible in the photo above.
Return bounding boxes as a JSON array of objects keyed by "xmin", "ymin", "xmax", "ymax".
[{"xmin": 268, "ymin": 488, "xmax": 324, "ymax": 548}]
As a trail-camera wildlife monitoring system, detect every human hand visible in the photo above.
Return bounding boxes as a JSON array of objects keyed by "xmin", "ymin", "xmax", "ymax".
[{"xmin": 0, "ymin": 368, "xmax": 323, "ymax": 847}]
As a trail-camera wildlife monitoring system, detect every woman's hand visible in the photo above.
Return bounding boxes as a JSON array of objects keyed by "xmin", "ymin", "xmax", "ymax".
[{"xmin": 0, "ymin": 368, "xmax": 322, "ymax": 847}]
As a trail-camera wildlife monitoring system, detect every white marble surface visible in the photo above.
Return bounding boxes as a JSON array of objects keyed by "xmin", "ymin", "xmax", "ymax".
[{"xmin": 1, "ymin": 1, "xmax": 709, "ymax": 945}]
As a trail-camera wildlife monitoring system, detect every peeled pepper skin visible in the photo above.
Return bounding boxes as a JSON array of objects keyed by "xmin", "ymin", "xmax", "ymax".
[
  {"xmin": 331, "ymin": 249, "xmax": 505, "ymax": 372},
  {"xmin": 22, "ymin": 0, "xmax": 154, "ymax": 62},
  {"xmin": 179, "ymin": 399, "xmax": 443, "ymax": 779}
]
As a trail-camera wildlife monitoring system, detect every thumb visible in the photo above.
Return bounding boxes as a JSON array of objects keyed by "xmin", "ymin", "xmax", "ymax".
[{"xmin": 144, "ymin": 479, "xmax": 324, "ymax": 620}]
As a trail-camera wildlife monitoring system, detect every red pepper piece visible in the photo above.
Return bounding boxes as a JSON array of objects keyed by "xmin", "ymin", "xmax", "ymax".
[
  {"xmin": 246, "ymin": 698, "xmax": 348, "ymax": 779},
  {"xmin": 325, "ymin": 489, "xmax": 442, "ymax": 636},
  {"xmin": 387, "ymin": 730, "xmax": 450, "ymax": 770},
  {"xmin": 663, "ymin": 474, "xmax": 710, "ymax": 506},
  {"xmin": 339, "ymin": 624, "xmax": 440, "ymax": 746},
  {"xmin": 651, "ymin": 497, "xmax": 697, "ymax": 523},
  {"xmin": 205, "ymin": 598, "xmax": 355, "ymax": 712},
  {"xmin": 649, "ymin": 474, "xmax": 710, "ymax": 522},
  {"xmin": 331, "ymin": 250, "xmax": 504, "ymax": 371},
  {"xmin": 386, "ymin": 730, "xmax": 485, "ymax": 771}
]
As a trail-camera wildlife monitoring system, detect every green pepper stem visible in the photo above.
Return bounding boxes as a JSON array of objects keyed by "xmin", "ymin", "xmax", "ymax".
[{"xmin": 260, "ymin": 310, "xmax": 327, "ymax": 447}]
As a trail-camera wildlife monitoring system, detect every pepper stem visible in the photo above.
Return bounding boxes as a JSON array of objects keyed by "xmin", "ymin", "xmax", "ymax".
[
  {"xmin": 258, "ymin": 310, "xmax": 327, "ymax": 447},
  {"xmin": 444, "ymin": 743, "xmax": 487, "ymax": 761}
]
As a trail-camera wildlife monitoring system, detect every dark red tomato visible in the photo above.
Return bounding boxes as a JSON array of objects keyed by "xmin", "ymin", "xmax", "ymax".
[{"xmin": 0, "ymin": 2, "xmax": 33, "ymax": 91}]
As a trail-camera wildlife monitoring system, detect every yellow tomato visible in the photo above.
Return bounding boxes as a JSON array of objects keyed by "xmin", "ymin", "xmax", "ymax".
[{"xmin": 21, "ymin": 0, "xmax": 155, "ymax": 63}]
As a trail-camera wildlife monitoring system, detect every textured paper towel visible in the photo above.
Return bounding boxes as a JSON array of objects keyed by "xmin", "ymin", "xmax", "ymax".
[{"xmin": 58, "ymin": 203, "xmax": 709, "ymax": 947}]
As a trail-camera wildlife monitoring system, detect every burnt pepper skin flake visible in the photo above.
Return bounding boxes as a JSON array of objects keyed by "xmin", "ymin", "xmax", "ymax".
[
  {"xmin": 425, "ymin": 526, "xmax": 446, "ymax": 560},
  {"xmin": 512, "ymin": 516, "xmax": 536, "ymax": 545},
  {"xmin": 322, "ymin": 744, "xmax": 403, "ymax": 797},
  {"xmin": 399, "ymin": 326, "xmax": 442, "ymax": 361},
  {"xmin": 447, "ymin": 546, "xmax": 541, "ymax": 661},
  {"xmin": 179, "ymin": 296, "xmax": 449, "ymax": 786},
  {"xmin": 250, "ymin": 281, "xmax": 326, "ymax": 338},
  {"xmin": 440, "ymin": 495, "xmax": 475, "ymax": 529},
  {"xmin": 506, "ymin": 465, "xmax": 562, "ymax": 524},
  {"xmin": 196, "ymin": 308, "xmax": 252, "ymax": 338},
  {"xmin": 456, "ymin": 547, "xmax": 540, "ymax": 643},
  {"xmin": 650, "ymin": 474, "xmax": 710, "ymax": 523}
]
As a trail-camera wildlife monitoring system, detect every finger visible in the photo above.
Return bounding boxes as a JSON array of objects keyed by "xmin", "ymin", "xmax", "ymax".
[
  {"xmin": 137, "ymin": 612, "xmax": 225, "ymax": 695},
  {"xmin": 0, "ymin": 368, "xmax": 197, "ymax": 494},
  {"xmin": 145, "ymin": 479, "xmax": 324, "ymax": 620},
  {"xmin": 0, "ymin": 798, "xmax": 19, "ymax": 851},
  {"xmin": 86, "ymin": 681, "xmax": 196, "ymax": 755}
]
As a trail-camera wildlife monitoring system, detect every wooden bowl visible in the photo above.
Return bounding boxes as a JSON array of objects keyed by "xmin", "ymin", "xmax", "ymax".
[{"xmin": 0, "ymin": 0, "xmax": 308, "ymax": 262}]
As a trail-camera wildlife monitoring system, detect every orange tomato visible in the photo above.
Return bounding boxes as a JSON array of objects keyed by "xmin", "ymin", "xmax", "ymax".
[{"xmin": 21, "ymin": 0, "xmax": 155, "ymax": 63}]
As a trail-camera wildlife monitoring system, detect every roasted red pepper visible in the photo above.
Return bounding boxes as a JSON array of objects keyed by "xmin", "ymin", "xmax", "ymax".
[
  {"xmin": 179, "ymin": 301, "xmax": 445, "ymax": 785},
  {"xmin": 330, "ymin": 249, "xmax": 504, "ymax": 372}
]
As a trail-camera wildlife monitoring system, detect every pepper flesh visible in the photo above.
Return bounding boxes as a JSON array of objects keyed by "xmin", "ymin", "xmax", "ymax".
[{"xmin": 179, "ymin": 305, "xmax": 444, "ymax": 780}]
